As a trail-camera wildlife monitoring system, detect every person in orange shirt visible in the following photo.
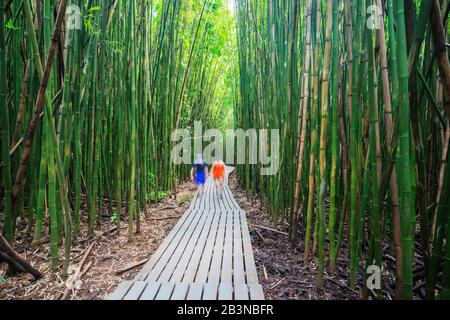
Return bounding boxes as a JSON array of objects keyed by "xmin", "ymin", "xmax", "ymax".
[{"xmin": 211, "ymin": 157, "xmax": 225, "ymax": 199}]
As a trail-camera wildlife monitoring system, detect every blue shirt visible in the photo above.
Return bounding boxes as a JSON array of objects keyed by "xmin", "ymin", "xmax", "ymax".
[{"xmin": 193, "ymin": 161, "xmax": 207, "ymax": 176}]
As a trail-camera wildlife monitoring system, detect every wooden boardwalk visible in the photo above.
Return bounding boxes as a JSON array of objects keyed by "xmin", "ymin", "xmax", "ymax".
[{"xmin": 108, "ymin": 167, "xmax": 264, "ymax": 300}]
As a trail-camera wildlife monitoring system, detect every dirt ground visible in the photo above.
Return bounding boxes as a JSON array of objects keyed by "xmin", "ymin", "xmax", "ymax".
[
  {"xmin": 228, "ymin": 174, "xmax": 362, "ymax": 300},
  {"xmin": 0, "ymin": 182, "xmax": 196, "ymax": 300},
  {"xmin": 1, "ymin": 175, "xmax": 363, "ymax": 300}
]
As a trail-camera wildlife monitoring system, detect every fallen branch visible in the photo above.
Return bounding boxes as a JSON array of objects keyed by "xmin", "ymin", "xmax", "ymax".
[
  {"xmin": 0, "ymin": 251, "xmax": 26, "ymax": 274},
  {"xmin": 151, "ymin": 215, "xmax": 182, "ymax": 221},
  {"xmin": 0, "ymin": 235, "xmax": 42, "ymax": 280},
  {"xmin": 61, "ymin": 243, "xmax": 95, "ymax": 300},
  {"xmin": 80, "ymin": 261, "xmax": 93, "ymax": 278},
  {"xmin": 154, "ymin": 206, "xmax": 178, "ymax": 213},
  {"xmin": 249, "ymin": 223, "xmax": 288, "ymax": 236},
  {"xmin": 253, "ymin": 229, "xmax": 265, "ymax": 242},
  {"xmin": 115, "ymin": 259, "xmax": 149, "ymax": 276},
  {"xmin": 262, "ymin": 265, "xmax": 269, "ymax": 281},
  {"xmin": 102, "ymin": 226, "xmax": 118, "ymax": 236},
  {"xmin": 268, "ymin": 278, "xmax": 286, "ymax": 290},
  {"xmin": 325, "ymin": 276, "xmax": 359, "ymax": 295}
]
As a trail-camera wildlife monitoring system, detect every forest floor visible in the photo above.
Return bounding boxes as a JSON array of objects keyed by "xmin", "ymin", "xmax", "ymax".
[
  {"xmin": 0, "ymin": 182, "xmax": 195, "ymax": 300},
  {"xmin": 228, "ymin": 174, "xmax": 362, "ymax": 300},
  {"xmin": 2, "ymin": 174, "xmax": 364, "ymax": 300}
]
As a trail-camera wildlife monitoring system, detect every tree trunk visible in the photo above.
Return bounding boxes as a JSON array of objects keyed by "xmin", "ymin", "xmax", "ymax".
[
  {"xmin": 430, "ymin": 0, "xmax": 450, "ymax": 120},
  {"xmin": 0, "ymin": 235, "xmax": 42, "ymax": 280}
]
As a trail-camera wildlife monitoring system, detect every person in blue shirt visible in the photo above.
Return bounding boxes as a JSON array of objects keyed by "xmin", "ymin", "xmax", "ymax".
[{"xmin": 191, "ymin": 154, "xmax": 209, "ymax": 197}]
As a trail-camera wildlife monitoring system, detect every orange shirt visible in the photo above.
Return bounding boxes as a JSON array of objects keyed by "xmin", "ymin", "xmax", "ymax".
[{"xmin": 213, "ymin": 161, "xmax": 225, "ymax": 179}]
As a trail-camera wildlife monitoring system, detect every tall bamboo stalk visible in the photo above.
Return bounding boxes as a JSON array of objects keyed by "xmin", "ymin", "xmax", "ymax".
[{"xmin": 0, "ymin": 0, "xmax": 13, "ymax": 242}]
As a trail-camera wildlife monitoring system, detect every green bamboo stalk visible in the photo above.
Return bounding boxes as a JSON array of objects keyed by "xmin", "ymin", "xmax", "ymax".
[
  {"xmin": 376, "ymin": 0, "xmax": 403, "ymax": 299},
  {"xmin": 292, "ymin": 0, "xmax": 312, "ymax": 242},
  {"xmin": 328, "ymin": 0, "xmax": 339, "ymax": 275},
  {"xmin": 304, "ymin": 0, "xmax": 322, "ymax": 265},
  {"xmin": 47, "ymin": 116, "xmax": 59, "ymax": 272},
  {"xmin": 22, "ymin": 0, "xmax": 73, "ymax": 274},
  {"xmin": 367, "ymin": 16, "xmax": 382, "ymax": 279},
  {"xmin": 31, "ymin": 125, "xmax": 48, "ymax": 247},
  {"xmin": 0, "ymin": 0, "xmax": 13, "ymax": 242},
  {"xmin": 408, "ymin": 0, "xmax": 433, "ymax": 73},
  {"xmin": 348, "ymin": 0, "xmax": 362, "ymax": 289},
  {"xmin": 317, "ymin": 0, "xmax": 333, "ymax": 288},
  {"xmin": 394, "ymin": 0, "xmax": 414, "ymax": 299},
  {"xmin": 128, "ymin": 0, "xmax": 138, "ymax": 242}
]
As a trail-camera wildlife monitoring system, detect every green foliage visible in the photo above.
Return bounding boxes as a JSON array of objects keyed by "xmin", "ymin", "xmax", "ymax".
[
  {"xmin": 178, "ymin": 194, "xmax": 193, "ymax": 204},
  {"xmin": 235, "ymin": 0, "xmax": 450, "ymax": 300},
  {"xmin": 84, "ymin": 6, "xmax": 102, "ymax": 34},
  {"xmin": 5, "ymin": 20, "xmax": 20, "ymax": 30},
  {"xmin": 148, "ymin": 191, "xmax": 170, "ymax": 202},
  {"xmin": 0, "ymin": 0, "xmax": 236, "ymax": 272}
]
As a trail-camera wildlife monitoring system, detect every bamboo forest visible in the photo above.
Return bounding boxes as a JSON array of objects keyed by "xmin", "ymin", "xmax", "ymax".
[{"xmin": 0, "ymin": 0, "xmax": 449, "ymax": 303}]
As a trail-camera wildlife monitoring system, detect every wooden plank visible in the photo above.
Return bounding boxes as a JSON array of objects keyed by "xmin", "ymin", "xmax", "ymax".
[
  {"xmin": 145, "ymin": 208, "xmax": 205, "ymax": 282},
  {"xmin": 223, "ymin": 172, "xmax": 240, "ymax": 209},
  {"xmin": 155, "ymin": 282, "xmax": 176, "ymax": 300},
  {"xmin": 171, "ymin": 282, "xmax": 190, "ymax": 300},
  {"xmin": 235, "ymin": 284, "xmax": 250, "ymax": 300},
  {"xmin": 221, "ymin": 211, "xmax": 233, "ymax": 284},
  {"xmin": 214, "ymin": 188, "xmax": 222, "ymax": 211},
  {"xmin": 233, "ymin": 211, "xmax": 246, "ymax": 284},
  {"xmin": 189, "ymin": 191, "xmax": 199, "ymax": 211},
  {"xmin": 207, "ymin": 209, "xmax": 227, "ymax": 284},
  {"xmin": 189, "ymin": 195, "xmax": 197, "ymax": 211},
  {"xmin": 136, "ymin": 208, "xmax": 199, "ymax": 280},
  {"xmin": 123, "ymin": 281, "xmax": 147, "ymax": 300},
  {"xmin": 214, "ymin": 179, "xmax": 219, "ymax": 211},
  {"xmin": 187, "ymin": 209, "xmax": 221, "ymax": 283},
  {"xmin": 217, "ymin": 176, "xmax": 230, "ymax": 211},
  {"xmin": 198, "ymin": 183, "xmax": 205, "ymax": 211},
  {"xmin": 157, "ymin": 208, "xmax": 209, "ymax": 282},
  {"xmin": 218, "ymin": 283, "xmax": 233, "ymax": 300},
  {"xmin": 205, "ymin": 178, "xmax": 214, "ymax": 211},
  {"xmin": 186, "ymin": 283, "xmax": 204, "ymax": 300},
  {"xmin": 240, "ymin": 211, "xmax": 259, "ymax": 284},
  {"xmin": 139, "ymin": 281, "xmax": 161, "ymax": 300},
  {"xmin": 221, "ymin": 185, "xmax": 234, "ymax": 211},
  {"xmin": 199, "ymin": 179, "xmax": 210, "ymax": 211},
  {"xmin": 195, "ymin": 210, "xmax": 224, "ymax": 283},
  {"xmin": 203, "ymin": 283, "xmax": 219, "ymax": 300},
  {"xmin": 108, "ymin": 281, "xmax": 133, "ymax": 300},
  {"xmin": 190, "ymin": 178, "xmax": 204, "ymax": 210},
  {"xmin": 224, "ymin": 186, "xmax": 240, "ymax": 210},
  {"xmin": 248, "ymin": 284, "xmax": 265, "ymax": 301},
  {"xmin": 220, "ymin": 189, "xmax": 231, "ymax": 211},
  {"xmin": 174, "ymin": 209, "xmax": 216, "ymax": 283},
  {"xmin": 210, "ymin": 179, "xmax": 216, "ymax": 211},
  {"xmin": 221, "ymin": 176, "xmax": 234, "ymax": 210}
]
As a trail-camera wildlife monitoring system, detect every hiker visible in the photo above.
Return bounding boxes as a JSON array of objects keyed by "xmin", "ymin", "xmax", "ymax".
[
  {"xmin": 212, "ymin": 156, "xmax": 226, "ymax": 199},
  {"xmin": 191, "ymin": 154, "xmax": 209, "ymax": 197}
]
